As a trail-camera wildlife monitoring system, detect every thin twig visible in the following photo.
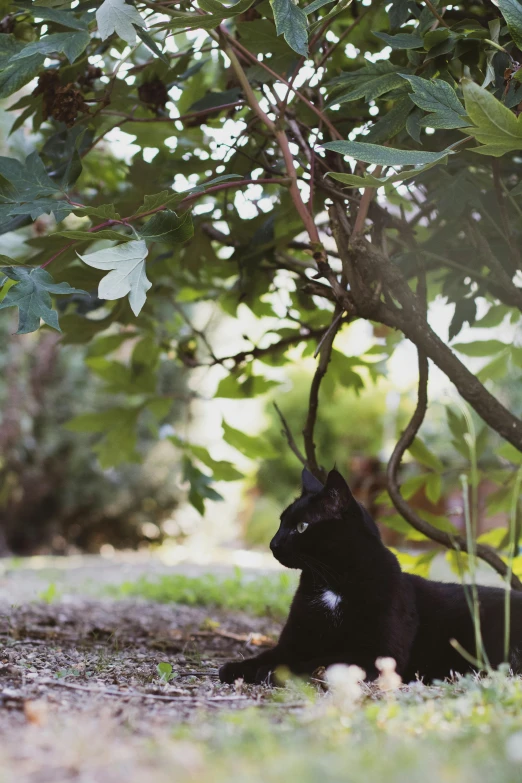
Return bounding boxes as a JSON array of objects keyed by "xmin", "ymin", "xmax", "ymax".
[
  {"xmin": 317, "ymin": 9, "xmax": 370, "ymax": 69},
  {"xmin": 274, "ymin": 402, "xmax": 307, "ymax": 466},
  {"xmin": 352, "ymin": 166, "xmax": 383, "ymax": 238},
  {"xmin": 313, "ymin": 310, "xmax": 344, "ymax": 358},
  {"xmin": 205, "ymin": 326, "xmax": 327, "ymax": 367},
  {"xmin": 42, "ymin": 680, "xmax": 248, "ymax": 702},
  {"xmin": 219, "ymin": 28, "xmax": 342, "ymax": 141},
  {"xmin": 303, "ymin": 305, "xmax": 344, "ymax": 481},
  {"xmin": 423, "ymin": 0, "xmax": 450, "ymax": 27}
]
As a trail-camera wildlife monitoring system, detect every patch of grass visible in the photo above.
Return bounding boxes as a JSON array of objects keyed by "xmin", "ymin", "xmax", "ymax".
[
  {"xmin": 106, "ymin": 568, "xmax": 297, "ymax": 619},
  {"xmin": 173, "ymin": 673, "xmax": 522, "ymax": 783}
]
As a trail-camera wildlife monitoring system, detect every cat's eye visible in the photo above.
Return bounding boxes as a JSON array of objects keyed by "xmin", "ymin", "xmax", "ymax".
[{"xmin": 297, "ymin": 522, "xmax": 309, "ymax": 534}]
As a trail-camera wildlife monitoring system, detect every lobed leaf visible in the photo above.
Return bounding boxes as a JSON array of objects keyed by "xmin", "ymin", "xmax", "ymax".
[
  {"xmin": 0, "ymin": 266, "xmax": 87, "ymax": 334},
  {"xmin": 96, "ymin": 0, "xmax": 146, "ymax": 44},
  {"xmin": 77, "ymin": 240, "xmax": 151, "ymax": 317}
]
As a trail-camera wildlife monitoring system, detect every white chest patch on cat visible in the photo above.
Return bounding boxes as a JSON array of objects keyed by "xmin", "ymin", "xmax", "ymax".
[{"xmin": 322, "ymin": 589, "xmax": 342, "ymax": 611}]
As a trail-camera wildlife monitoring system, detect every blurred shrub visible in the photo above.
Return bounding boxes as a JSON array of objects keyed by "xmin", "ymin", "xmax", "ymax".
[{"xmin": 0, "ymin": 316, "xmax": 187, "ymax": 555}]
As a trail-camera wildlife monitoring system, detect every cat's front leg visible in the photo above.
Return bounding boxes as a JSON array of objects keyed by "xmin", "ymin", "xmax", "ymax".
[{"xmin": 219, "ymin": 647, "xmax": 285, "ymax": 684}]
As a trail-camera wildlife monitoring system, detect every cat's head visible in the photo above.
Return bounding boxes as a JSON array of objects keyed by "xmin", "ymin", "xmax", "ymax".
[{"xmin": 269, "ymin": 467, "xmax": 381, "ymax": 570}]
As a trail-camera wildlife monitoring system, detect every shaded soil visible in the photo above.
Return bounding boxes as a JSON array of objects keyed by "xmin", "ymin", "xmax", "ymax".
[{"xmin": 0, "ymin": 596, "xmax": 283, "ymax": 736}]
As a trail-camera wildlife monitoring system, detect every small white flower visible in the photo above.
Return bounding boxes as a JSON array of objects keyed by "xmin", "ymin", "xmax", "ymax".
[
  {"xmin": 325, "ymin": 664, "xmax": 366, "ymax": 710},
  {"xmin": 376, "ymin": 657, "xmax": 402, "ymax": 692}
]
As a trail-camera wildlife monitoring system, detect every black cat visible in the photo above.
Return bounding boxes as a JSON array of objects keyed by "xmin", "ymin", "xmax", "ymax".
[{"xmin": 219, "ymin": 468, "xmax": 522, "ymax": 685}]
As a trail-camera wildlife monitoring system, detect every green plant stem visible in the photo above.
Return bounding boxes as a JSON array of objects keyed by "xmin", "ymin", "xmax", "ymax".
[
  {"xmin": 504, "ymin": 467, "xmax": 522, "ymax": 663},
  {"xmin": 460, "ymin": 470, "xmax": 490, "ymax": 671}
]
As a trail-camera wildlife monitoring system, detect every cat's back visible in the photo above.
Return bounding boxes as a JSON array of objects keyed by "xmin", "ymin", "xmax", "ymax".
[{"xmin": 404, "ymin": 573, "xmax": 522, "ymax": 680}]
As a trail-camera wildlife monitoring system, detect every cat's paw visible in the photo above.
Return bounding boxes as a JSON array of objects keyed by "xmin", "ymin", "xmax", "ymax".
[
  {"xmin": 253, "ymin": 665, "xmax": 275, "ymax": 685},
  {"xmin": 219, "ymin": 660, "xmax": 255, "ymax": 684}
]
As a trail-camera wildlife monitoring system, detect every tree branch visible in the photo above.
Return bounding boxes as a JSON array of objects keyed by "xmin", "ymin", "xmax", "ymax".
[
  {"xmin": 302, "ymin": 306, "xmax": 344, "ymax": 481},
  {"xmin": 326, "ymin": 226, "xmax": 522, "ymax": 454},
  {"xmin": 205, "ymin": 325, "xmax": 330, "ymax": 367},
  {"xmin": 386, "ymin": 347, "xmax": 522, "ymax": 589}
]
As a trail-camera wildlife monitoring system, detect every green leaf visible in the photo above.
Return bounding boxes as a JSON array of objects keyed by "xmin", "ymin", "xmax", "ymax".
[
  {"xmin": 96, "ymin": 0, "xmax": 146, "ymax": 44},
  {"xmin": 215, "ymin": 374, "xmax": 244, "ymax": 399},
  {"xmin": 405, "ymin": 107, "xmax": 423, "ymax": 143},
  {"xmin": 222, "ymin": 420, "xmax": 277, "ymax": 459},
  {"xmin": 400, "ymin": 75, "xmax": 468, "ymax": 129},
  {"xmin": 87, "ymin": 333, "xmax": 132, "ymax": 358},
  {"xmin": 18, "ymin": 2, "xmax": 90, "ymax": 31},
  {"xmin": 452, "ymin": 340, "xmax": 509, "ymax": 357},
  {"xmin": 365, "ymin": 96, "xmax": 412, "ymax": 144},
  {"xmin": 408, "ymin": 437, "xmax": 444, "ymax": 472},
  {"xmin": 462, "ymin": 78, "xmax": 522, "ymax": 156},
  {"xmin": 473, "ymin": 304, "xmax": 510, "ymax": 328},
  {"xmin": 327, "ymin": 62, "xmax": 405, "ymax": 106},
  {"xmin": 0, "ymin": 151, "xmax": 73, "ymax": 223},
  {"xmin": 498, "ymin": 0, "xmax": 522, "ymax": 50},
  {"xmin": 0, "ymin": 36, "xmax": 44, "ymax": 99},
  {"xmin": 67, "ymin": 407, "xmax": 142, "ymax": 468},
  {"xmin": 55, "ymin": 230, "xmax": 133, "ymax": 242},
  {"xmin": 395, "ymin": 550, "xmax": 437, "ymax": 578},
  {"xmin": 373, "ymin": 31, "xmax": 424, "ymax": 49},
  {"xmin": 86, "ymin": 357, "xmax": 156, "ymax": 394},
  {"xmin": 139, "ymin": 210, "xmax": 194, "ymax": 246},
  {"xmin": 8, "ymin": 31, "xmax": 90, "ymax": 64},
  {"xmin": 497, "ymin": 442, "xmax": 522, "ymax": 465},
  {"xmin": 65, "ymin": 409, "xmax": 122, "ymax": 433},
  {"xmin": 303, "ymin": 0, "xmax": 335, "ymax": 12},
  {"xmin": 326, "ymin": 157, "xmax": 445, "ymax": 188},
  {"xmin": 477, "ymin": 351, "xmax": 510, "ymax": 382},
  {"xmin": 215, "ymin": 372, "xmax": 281, "ymax": 398},
  {"xmin": 308, "ymin": 0, "xmax": 351, "ymax": 34},
  {"xmin": 189, "ymin": 445, "xmax": 244, "ymax": 481},
  {"xmin": 183, "ymin": 457, "xmax": 223, "ymax": 515},
  {"xmin": 77, "ymin": 240, "xmax": 151, "ymax": 317},
  {"xmin": 448, "ymin": 298, "xmax": 476, "ymax": 341},
  {"xmin": 158, "ymin": 0, "xmax": 255, "ymax": 30},
  {"xmin": 270, "ymin": 0, "xmax": 308, "ymax": 56},
  {"xmin": 425, "ymin": 473, "xmax": 442, "ymax": 504},
  {"xmin": 135, "ymin": 26, "xmax": 169, "ymax": 64},
  {"xmin": 322, "ymin": 140, "xmax": 453, "ymax": 166},
  {"xmin": 73, "ymin": 204, "xmax": 122, "ymax": 220},
  {"xmin": 0, "ymin": 266, "xmax": 87, "ymax": 334},
  {"xmin": 399, "ymin": 473, "xmax": 428, "ymax": 500},
  {"xmin": 132, "ymin": 335, "xmax": 161, "ymax": 369},
  {"xmin": 387, "ymin": 0, "xmax": 411, "ymax": 28},
  {"xmin": 157, "ymin": 662, "xmax": 174, "ymax": 682},
  {"xmin": 134, "ymin": 191, "xmax": 183, "ymax": 215}
]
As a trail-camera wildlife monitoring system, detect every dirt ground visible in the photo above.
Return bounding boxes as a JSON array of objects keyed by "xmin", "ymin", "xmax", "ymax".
[{"xmin": 0, "ymin": 555, "xmax": 291, "ymax": 782}]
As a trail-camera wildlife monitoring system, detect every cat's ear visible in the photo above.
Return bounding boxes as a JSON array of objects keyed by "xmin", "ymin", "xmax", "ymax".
[
  {"xmin": 324, "ymin": 469, "xmax": 356, "ymax": 510},
  {"xmin": 301, "ymin": 467, "xmax": 324, "ymax": 495}
]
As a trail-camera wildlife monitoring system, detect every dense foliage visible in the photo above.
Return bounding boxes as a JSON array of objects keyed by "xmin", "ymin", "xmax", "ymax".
[{"xmin": 1, "ymin": 0, "xmax": 522, "ymax": 573}]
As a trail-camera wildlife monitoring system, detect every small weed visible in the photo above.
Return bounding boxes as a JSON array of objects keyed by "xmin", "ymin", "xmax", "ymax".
[
  {"xmin": 157, "ymin": 662, "xmax": 176, "ymax": 683},
  {"xmin": 56, "ymin": 668, "xmax": 81, "ymax": 679},
  {"xmin": 38, "ymin": 582, "xmax": 60, "ymax": 604}
]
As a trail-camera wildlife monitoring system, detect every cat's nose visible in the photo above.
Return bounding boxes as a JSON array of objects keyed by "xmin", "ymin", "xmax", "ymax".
[{"xmin": 270, "ymin": 538, "xmax": 281, "ymax": 555}]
